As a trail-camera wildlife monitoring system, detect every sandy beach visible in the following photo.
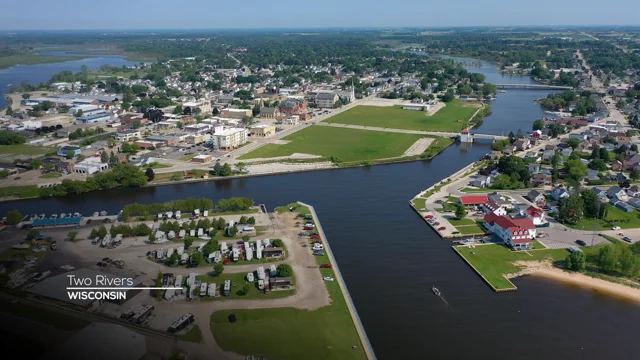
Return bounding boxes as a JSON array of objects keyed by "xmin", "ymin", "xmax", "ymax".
[{"xmin": 513, "ymin": 261, "xmax": 640, "ymax": 304}]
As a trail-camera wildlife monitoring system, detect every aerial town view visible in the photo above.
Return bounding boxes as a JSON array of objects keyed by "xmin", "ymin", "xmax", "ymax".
[{"xmin": 1, "ymin": 2, "xmax": 640, "ymax": 360}]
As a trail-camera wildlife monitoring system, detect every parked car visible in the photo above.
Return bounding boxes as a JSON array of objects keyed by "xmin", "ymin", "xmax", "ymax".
[
  {"xmin": 623, "ymin": 237, "xmax": 633, "ymax": 243},
  {"xmin": 310, "ymin": 235, "xmax": 321, "ymax": 239},
  {"xmin": 425, "ymin": 215, "xmax": 434, "ymax": 219},
  {"xmin": 320, "ymin": 264, "xmax": 332, "ymax": 268},
  {"xmin": 576, "ymin": 240, "xmax": 587, "ymax": 246},
  {"xmin": 612, "ymin": 226, "xmax": 621, "ymax": 231},
  {"xmin": 438, "ymin": 227, "xmax": 446, "ymax": 231}
]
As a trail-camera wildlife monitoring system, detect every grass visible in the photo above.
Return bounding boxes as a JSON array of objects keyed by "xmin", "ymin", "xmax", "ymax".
[
  {"xmin": 412, "ymin": 198, "xmax": 427, "ymax": 209},
  {"xmin": 275, "ymin": 202, "xmax": 311, "ymax": 215},
  {"xmin": 455, "ymin": 224, "xmax": 486, "ymax": 235},
  {"xmin": 600, "ymin": 234, "xmax": 622, "ymax": 244},
  {"xmin": 178, "ymin": 326, "xmax": 203, "ymax": 343},
  {"xmin": 322, "ymin": 100, "xmax": 481, "ymax": 132},
  {"xmin": 0, "ymin": 144, "xmax": 54, "ymax": 162},
  {"xmin": 446, "ymin": 217, "xmax": 475, "ymax": 226},
  {"xmin": 209, "ymin": 213, "xmax": 366, "ymax": 360},
  {"xmin": 153, "ymin": 169, "xmax": 209, "ymax": 182},
  {"xmin": 145, "ymin": 162, "xmax": 172, "ymax": 169},
  {"xmin": 565, "ymin": 206, "xmax": 640, "ymax": 230},
  {"xmin": 196, "ymin": 272, "xmax": 295, "ymax": 301},
  {"xmin": 460, "ymin": 187, "xmax": 493, "ymax": 193},
  {"xmin": 0, "ymin": 298, "xmax": 90, "ymax": 330},
  {"xmin": 0, "ymin": 54, "xmax": 84, "ymax": 70},
  {"xmin": 0, "ymin": 185, "xmax": 41, "ymax": 199},
  {"xmin": 455, "ymin": 244, "xmax": 569, "ymax": 290},
  {"xmin": 39, "ymin": 172, "xmax": 62, "ymax": 179},
  {"xmin": 238, "ymin": 125, "xmax": 426, "ymax": 162},
  {"xmin": 179, "ymin": 154, "xmax": 197, "ymax": 162}
]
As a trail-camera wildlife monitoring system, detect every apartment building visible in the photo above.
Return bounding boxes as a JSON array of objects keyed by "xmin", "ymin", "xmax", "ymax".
[{"xmin": 211, "ymin": 128, "xmax": 248, "ymax": 150}]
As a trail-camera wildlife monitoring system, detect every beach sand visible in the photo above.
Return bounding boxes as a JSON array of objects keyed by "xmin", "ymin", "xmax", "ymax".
[{"xmin": 513, "ymin": 261, "xmax": 640, "ymax": 304}]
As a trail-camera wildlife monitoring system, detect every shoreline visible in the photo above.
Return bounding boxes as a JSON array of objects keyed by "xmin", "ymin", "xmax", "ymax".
[{"xmin": 529, "ymin": 268, "xmax": 640, "ymax": 305}]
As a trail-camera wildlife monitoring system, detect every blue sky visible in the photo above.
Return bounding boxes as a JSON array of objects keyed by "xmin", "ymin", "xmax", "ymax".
[{"xmin": 1, "ymin": 0, "xmax": 639, "ymax": 30}]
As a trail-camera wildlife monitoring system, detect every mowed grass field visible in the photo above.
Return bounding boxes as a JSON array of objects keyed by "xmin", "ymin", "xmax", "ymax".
[
  {"xmin": 238, "ymin": 125, "xmax": 425, "ymax": 161},
  {"xmin": 323, "ymin": 100, "xmax": 481, "ymax": 131},
  {"xmin": 0, "ymin": 144, "xmax": 54, "ymax": 162}
]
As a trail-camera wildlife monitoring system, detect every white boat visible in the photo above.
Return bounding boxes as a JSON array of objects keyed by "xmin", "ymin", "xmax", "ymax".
[{"xmin": 33, "ymin": 271, "xmax": 51, "ymax": 281}]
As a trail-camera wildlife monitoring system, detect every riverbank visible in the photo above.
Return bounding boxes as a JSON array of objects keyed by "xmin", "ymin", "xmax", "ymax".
[{"xmin": 0, "ymin": 54, "xmax": 87, "ymax": 70}]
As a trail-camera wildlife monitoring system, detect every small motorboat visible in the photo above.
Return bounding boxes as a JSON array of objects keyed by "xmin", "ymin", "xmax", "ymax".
[{"xmin": 432, "ymin": 286, "xmax": 441, "ymax": 296}]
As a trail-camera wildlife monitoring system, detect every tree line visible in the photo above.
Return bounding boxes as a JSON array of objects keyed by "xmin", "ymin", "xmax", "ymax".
[{"xmin": 121, "ymin": 197, "xmax": 254, "ymax": 219}]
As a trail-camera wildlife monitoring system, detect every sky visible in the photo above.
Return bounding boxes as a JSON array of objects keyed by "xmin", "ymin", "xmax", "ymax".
[{"xmin": 1, "ymin": 0, "xmax": 639, "ymax": 30}]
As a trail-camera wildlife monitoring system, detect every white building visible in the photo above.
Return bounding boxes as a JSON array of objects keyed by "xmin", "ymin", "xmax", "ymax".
[
  {"xmin": 115, "ymin": 129, "xmax": 141, "ymax": 142},
  {"xmin": 282, "ymin": 116, "xmax": 299, "ymax": 126},
  {"xmin": 482, "ymin": 201, "xmax": 507, "ymax": 216},
  {"xmin": 21, "ymin": 120, "xmax": 42, "ymax": 130},
  {"xmin": 483, "ymin": 213, "xmax": 536, "ymax": 250},
  {"xmin": 183, "ymin": 101, "xmax": 212, "ymax": 115},
  {"xmin": 74, "ymin": 157, "xmax": 109, "ymax": 175},
  {"xmin": 185, "ymin": 123, "xmax": 212, "ymax": 133},
  {"xmin": 211, "ymin": 128, "xmax": 248, "ymax": 150}
]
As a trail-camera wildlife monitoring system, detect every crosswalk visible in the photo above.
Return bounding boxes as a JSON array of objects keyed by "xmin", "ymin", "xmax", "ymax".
[{"xmin": 537, "ymin": 240, "xmax": 571, "ymax": 249}]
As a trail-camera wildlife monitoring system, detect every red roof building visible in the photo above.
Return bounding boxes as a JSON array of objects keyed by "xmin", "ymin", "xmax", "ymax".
[
  {"xmin": 483, "ymin": 200, "xmax": 507, "ymax": 216},
  {"xmin": 459, "ymin": 195, "xmax": 489, "ymax": 206},
  {"xmin": 525, "ymin": 206, "xmax": 546, "ymax": 225},
  {"xmin": 483, "ymin": 213, "xmax": 536, "ymax": 250},
  {"xmin": 555, "ymin": 118, "xmax": 588, "ymax": 126}
]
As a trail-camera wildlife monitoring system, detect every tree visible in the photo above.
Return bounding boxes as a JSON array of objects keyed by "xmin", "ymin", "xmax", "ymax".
[
  {"xmin": 167, "ymin": 251, "xmax": 179, "ymax": 266},
  {"xmin": 588, "ymin": 159, "xmax": 607, "ymax": 171},
  {"xmin": 219, "ymin": 163, "xmax": 232, "ymax": 177},
  {"xmin": 5, "ymin": 106, "xmax": 13, "ymax": 116},
  {"xmin": 276, "ymin": 264, "xmax": 293, "ymax": 277},
  {"xmin": 100, "ymin": 151, "xmax": 109, "ymax": 163},
  {"xmin": 272, "ymin": 239, "xmax": 284, "ymax": 247},
  {"xmin": 599, "ymin": 148, "xmax": 611, "ymax": 162},
  {"xmin": 172, "ymin": 105, "xmax": 183, "ymax": 115},
  {"xmin": 184, "ymin": 237, "xmax": 194, "ymax": 250},
  {"xmin": 565, "ymin": 250, "xmax": 586, "ymax": 271},
  {"xmin": 21, "ymin": 93, "xmax": 31, "ymax": 100},
  {"xmin": 235, "ymin": 162, "xmax": 246, "ymax": 173},
  {"xmin": 618, "ymin": 246, "xmax": 638, "ymax": 277},
  {"xmin": 559, "ymin": 194, "xmax": 584, "ymax": 224},
  {"xmin": 532, "ymin": 119, "xmax": 545, "ymax": 131},
  {"xmin": 66, "ymin": 150, "xmax": 75, "ymax": 159},
  {"xmin": 0, "ymin": 169, "xmax": 10, "ymax": 179},
  {"xmin": 567, "ymin": 138, "xmax": 581, "ymax": 150},
  {"xmin": 239, "ymin": 215, "xmax": 248, "ymax": 224},
  {"xmin": 227, "ymin": 226, "xmax": 238, "ymax": 237},
  {"xmin": 631, "ymin": 169, "xmax": 640, "ymax": 181},
  {"xmin": 455, "ymin": 204, "xmax": 467, "ymax": 220},
  {"xmin": 247, "ymin": 216, "xmax": 256, "ymax": 225},
  {"xmin": 75, "ymin": 109, "xmax": 83, "ymax": 117},
  {"xmin": 212, "ymin": 162, "xmax": 222, "ymax": 175},
  {"xmin": 145, "ymin": 167, "xmax": 155, "ymax": 181},
  {"xmin": 564, "ymin": 159, "xmax": 588, "ymax": 183},
  {"xmin": 597, "ymin": 246, "xmax": 618, "ymax": 273},
  {"xmin": 97, "ymin": 225, "xmax": 108, "ymax": 238},
  {"xmin": 590, "ymin": 145, "xmax": 601, "ymax": 160},
  {"xmin": 5, "ymin": 209, "xmax": 23, "ymax": 225},
  {"xmin": 191, "ymin": 252, "xmax": 204, "ymax": 266},
  {"xmin": 581, "ymin": 189, "xmax": 601, "ymax": 218},
  {"xmin": 109, "ymin": 151, "xmax": 117, "ymax": 165},
  {"xmin": 155, "ymin": 271, "xmax": 164, "ymax": 299},
  {"xmin": 252, "ymin": 106, "xmax": 260, "ymax": 117},
  {"xmin": 29, "ymin": 159, "xmax": 41, "ymax": 169},
  {"xmin": 213, "ymin": 263, "xmax": 224, "ymax": 276},
  {"xmin": 550, "ymin": 154, "xmax": 561, "ymax": 168}
]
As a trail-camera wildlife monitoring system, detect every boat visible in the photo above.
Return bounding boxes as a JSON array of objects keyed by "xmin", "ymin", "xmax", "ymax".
[
  {"xmin": 498, "ymin": 89, "xmax": 507, "ymax": 93},
  {"xmin": 33, "ymin": 271, "xmax": 51, "ymax": 282},
  {"xmin": 432, "ymin": 286, "xmax": 441, "ymax": 296}
]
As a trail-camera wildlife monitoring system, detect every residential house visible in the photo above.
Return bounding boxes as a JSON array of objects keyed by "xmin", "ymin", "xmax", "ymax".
[
  {"xmin": 532, "ymin": 173, "xmax": 552, "ymax": 187},
  {"xmin": 542, "ymin": 150, "xmax": 555, "ymax": 162},
  {"xmin": 524, "ymin": 206, "xmax": 546, "ymax": 226},
  {"xmin": 487, "ymin": 192, "xmax": 512, "ymax": 207},
  {"xmin": 503, "ymin": 146, "xmax": 516, "ymax": 155},
  {"xmin": 526, "ymin": 190, "xmax": 545, "ymax": 204},
  {"xmin": 483, "ymin": 213, "xmax": 536, "ymax": 250},
  {"xmin": 483, "ymin": 201, "xmax": 507, "ymax": 216},
  {"xmin": 612, "ymin": 200, "xmax": 634, "ymax": 213},
  {"xmin": 115, "ymin": 129, "xmax": 141, "ymax": 142},
  {"xmin": 592, "ymin": 187, "xmax": 609, "ymax": 201},
  {"xmin": 611, "ymin": 160, "xmax": 623, "ymax": 171},
  {"xmin": 606, "ymin": 186, "xmax": 629, "ymax": 202},
  {"xmin": 628, "ymin": 198, "xmax": 640, "ymax": 210},
  {"xmin": 550, "ymin": 186, "xmax": 569, "ymax": 201},
  {"xmin": 627, "ymin": 185, "xmax": 640, "ymax": 198},
  {"xmin": 617, "ymin": 172, "xmax": 629, "ymax": 184},
  {"xmin": 560, "ymin": 148, "xmax": 573, "ymax": 157},
  {"xmin": 528, "ymin": 163, "xmax": 541, "ymax": 175},
  {"xmin": 470, "ymin": 175, "xmax": 491, "ymax": 188},
  {"xmin": 617, "ymin": 136, "xmax": 632, "ymax": 146},
  {"xmin": 586, "ymin": 170, "xmax": 599, "ymax": 182}
]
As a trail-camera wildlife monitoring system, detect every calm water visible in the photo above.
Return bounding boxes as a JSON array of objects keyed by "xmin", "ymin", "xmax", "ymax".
[
  {"xmin": 0, "ymin": 51, "xmax": 140, "ymax": 109},
  {"xmin": 1, "ymin": 57, "xmax": 639, "ymax": 360}
]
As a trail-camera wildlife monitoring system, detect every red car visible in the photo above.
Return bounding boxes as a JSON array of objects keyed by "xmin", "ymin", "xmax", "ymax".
[
  {"xmin": 310, "ymin": 235, "xmax": 321, "ymax": 239},
  {"xmin": 425, "ymin": 215, "xmax": 434, "ymax": 219},
  {"xmin": 303, "ymin": 226, "xmax": 314, "ymax": 230},
  {"xmin": 320, "ymin": 264, "xmax": 332, "ymax": 268},
  {"xmin": 438, "ymin": 227, "xmax": 446, "ymax": 231},
  {"xmin": 223, "ymin": 258, "xmax": 230, "ymax": 265}
]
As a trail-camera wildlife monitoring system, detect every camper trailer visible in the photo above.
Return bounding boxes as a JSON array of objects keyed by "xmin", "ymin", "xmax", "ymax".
[
  {"xmin": 203, "ymin": 210, "xmax": 209, "ymax": 217},
  {"xmin": 177, "ymin": 246, "xmax": 184, "ymax": 255},
  {"xmin": 208, "ymin": 283, "xmax": 216, "ymax": 297},
  {"xmin": 175, "ymin": 275, "xmax": 183, "ymax": 289},
  {"xmin": 178, "ymin": 229, "xmax": 186, "ymax": 238},
  {"xmin": 220, "ymin": 242, "xmax": 228, "ymax": 253},
  {"xmin": 269, "ymin": 264, "xmax": 277, "ymax": 277},
  {"xmin": 190, "ymin": 230, "xmax": 196, "ymax": 237},
  {"xmin": 180, "ymin": 253, "xmax": 189, "ymax": 264},
  {"xmin": 263, "ymin": 238, "xmax": 271, "ymax": 247},
  {"xmin": 168, "ymin": 313, "xmax": 195, "ymax": 333},
  {"xmin": 200, "ymin": 283, "xmax": 208, "ymax": 297},
  {"xmin": 256, "ymin": 247, "xmax": 262, "ymax": 259},
  {"xmin": 166, "ymin": 211, "xmax": 173, "ymax": 219},
  {"xmin": 257, "ymin": 266, "xmax": 266, "ymax": 280},
  {"xmin": 167, "ymin": 231, "xmax": 176, "ymax": 240},
  {"xmin": 247, "ymin": 272, "xmax": 255, "ymax": 282},
  {"xmin": 197, "ymin": 228, "xmax": 204, "ymax": 237},
  {"xmin": 223, "ymin": 280, "xmax": 231, "ymax": 296},
  {"xmin": 245, "ymin": 244, "xmax": 253, "ymax": 261},
  {"xmin": 175, "ymin": 211, "xmax": 181, "ymax": 219},
  {"xmin": 193, "ymin": 209, "xmax": 200, "ymax": 216},
  {"xmin": 232, "ymin": 247, "xmax": 240, "ymax": 262}
]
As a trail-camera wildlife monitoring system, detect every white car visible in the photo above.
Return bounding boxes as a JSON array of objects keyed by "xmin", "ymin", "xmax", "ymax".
[
  {"xmin": 612, "ymin": 226, "xmax": 621, "ymax": 231},
  {"xmin": 323, "ymin": 277, "xmax": 334, "ymax": 281}
]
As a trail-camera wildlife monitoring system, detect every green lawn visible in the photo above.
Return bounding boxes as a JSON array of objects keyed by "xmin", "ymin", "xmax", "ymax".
[
  {"xmin": 446, "ymin": 217, "xmax": 475, "ymax": 226},
  {"xmin": 180, "ymin": 154, "xmax": 197, "ymax": 162},
  {"xmin": 145, "ymin": 162, "xmax": 172, "ymax": 169},
  {"xmin": 0, "ymin": 54, "xmax": 84, "ymax": 70},
  {"xmin": 196, "ymin": 272, "xmax": 295, "ymax": 301},
  {"xmin": 0, "ymin": 298, "xmax": 90, "ymax": 330},
  {"xmin": 412, "ymin": 198, "xmax": 427, "ymax": 209},
  {"xmin": 39, "ymin": 172, "xmax": 62, "ymax": 179},
  {"xmin": 460, "ymin": 187, "xmax": 493, "ymax": 193},
  {"xmin": 0, "ymin": 185, "xmax": 41, "ymax": 199},
  {"xmin": 0, "ymin": 144, "xmax": 54, "ymax": 162},
  {"xmin": 178, "ymin": 326, "xmax": 203, "ymax": 343},
  {"xmin": 238, "ymin": 125, "xmax": 426, "ymax": 162},
  {"xmin": 566, "ymin": 206, "xmax": 640, "ymax": 230},
  {"xmin": 275, "ymin": 202, "xmax": 311, "ymax": 215},
  {"xmin": 322, "ymin": 100, "xmax": 481, "ymax": 131},
  {"xmin": 455, "ymin": 224, "xmax": 486, "ymax": 235},
  {"xmin": 455, "ymin": 244, "xmax": 569, "ymax": 290},
  {"xmin": 209, "ymin": 220, "xmax": 366, "ymax": 360}
]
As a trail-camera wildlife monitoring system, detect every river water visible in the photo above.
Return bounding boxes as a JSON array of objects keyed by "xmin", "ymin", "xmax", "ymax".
[
  {"xmin": 0, "ymin": 51, "xmax": 140, "ymax": 109},
  {"xmin": 1, "ymin": 57, "xmax": 639, "ymax": 360}
]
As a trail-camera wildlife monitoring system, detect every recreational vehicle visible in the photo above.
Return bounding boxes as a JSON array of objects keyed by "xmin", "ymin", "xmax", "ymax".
[
  {"xmin": 168, "ymin": 313, "xmax": 195, "ymax": 333},
  {"xmin": 200, "ymin": 283, "xmax": 208, "ymax": 296},
  {"xmin": 223, "ymin": 280, "xmax": 231, "ymax": 296}
]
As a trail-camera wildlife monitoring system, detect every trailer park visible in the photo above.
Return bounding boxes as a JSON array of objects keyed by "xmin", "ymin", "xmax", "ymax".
[{"xmin": 0, "ymin": 200, "xmax": 367, "ymax": 360}]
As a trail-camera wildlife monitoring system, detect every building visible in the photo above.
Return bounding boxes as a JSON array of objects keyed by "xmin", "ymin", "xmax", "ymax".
[
  {"xmin": 184, "ymin": 123, "xmax": 212, "ymax": 133},
  {"xmin": 185, "ymin": 134, "xmax": 210, "ymax": 144},
  {"xmin": 470, "ymin": 175, "xmax": 491, "ymax": 188},
  {"xmin": 483, "ymin": 213, "xmax": 536, "ymax": 250},
  {"xmin": 483, "ymin": 201, "xmax": 507, "ymax": 216},
  {"xmin": 402, "ymin": 104, "xmax": 429, "ymax": 111},
  {"xmin": 260, "ymin": 107, "xmax": 280, "ymax": 119},
  {"xmin": 282, "ymin": 116, "xmax": 299, "ymax": 125},
  {"xmin": 607, "ymin": 186, "xmax": 629, "ymax": 201},
  {"xmin": 315, "ymin": 92, "xmax": 339, "ymax": 109},
  {"xmin": 458, "ymin": 195, "xmax": 488, "ymax": 209},
  {"xmin": 250, "ymin": 124, "xmax": 275, "ymax": 137},
  {"xmin": 183, "ymin": 100, "xmax": 212, "ymax": 115},
  {"xmin": 191, "ymin": 154, "xmax": 213, "ymax": 163},
  {"xmin": 550, "ymin": 186, "xmax": 569, "ymax": 201},
  {"xmin": 263, "ymin": 247, "xmax": 284, "ymax": 258},
  {"xmin": 75, "ymin": 112, "xmax": 111, "ymax": 124},
  {"xmin": 524, "ymin": 206, "xmax": 546, "ymax": 225},
  {"xmin": 74, "ymin": 157, "xmax": 109, "ymax": 175},
  {"xmin": 115, "ymin": 129, "xmax": 141, "ymax": 142},
  {"xmin": 526, "ymin": 190, "xmax": 545, "ymax": 204},
  {"xmin": 459, "ymin": 129, "xmax": 472, "ymax": 143},
  {"xmin": 513, "ymin": 138, "xmax": 530, "ymax": 151},
  {"xmin": 278, "ymin": 98, "xmax": 307, "ymax": 115},
  {"xmin": 221, "ymin": 108, "xmax": 252, "ymax": 119},
  {"xmin": 211, "ymin": 128, "xmax": 248, "ymax": 150},
  {"xmin": 57, "ymin": 146, "xmax": 82, "ymax": 158}
]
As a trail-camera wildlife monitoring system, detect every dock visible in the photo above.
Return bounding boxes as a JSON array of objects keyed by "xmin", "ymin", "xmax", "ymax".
[{"xmin": 299, "ymin": 201, "xmax": 377, "ymax": 360}]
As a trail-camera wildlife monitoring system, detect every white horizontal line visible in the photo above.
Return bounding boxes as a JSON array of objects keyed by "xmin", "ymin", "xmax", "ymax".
[{"xmin": 66, "ymin": 287, "xmax": 183, "ymax": 290}]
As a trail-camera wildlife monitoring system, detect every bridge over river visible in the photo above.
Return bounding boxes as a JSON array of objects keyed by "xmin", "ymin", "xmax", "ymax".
[{"xmin": 495, "ymin": 84, "xmax": 572, "ymax": 90}]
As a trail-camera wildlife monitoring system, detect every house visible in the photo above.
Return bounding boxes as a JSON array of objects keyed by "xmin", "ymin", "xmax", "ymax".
[
  {"xmin": 613, "ymin": 201, "xmax": 634, "ymax": 213},
  {"xmin": 526, "ymin": 190, "xmax": 545, "ymax": 204},
  {"xmin": 592, "ymin": 187, "xmax": 609, "ymax": 201},
  {"xmin": 483, "ymin": 213, "xmax": 536, "ymax": 250},
  {"xmin": 487, "ymin": 192, "xmax": 512, "ymax": 207},
  {"xmin": 74, "ymin": 157, "xmax": 109, "ymax": 175},
  {"xmin": 528, "ymin": 163, "xmax": 541, "ymax": 175},
  {"xmin": 524, "ymin": 206, "xmax": 546, "ymax": 226},
  {"xmin": 502, "ymin": 146, "xmax": 516, "ymax": 155},
  {"xmin": 550, "ymin": 186, "xmax": 569, "ymax": 201},
  {"xmin": 250, "ymin": 124, "xmax": 275, "ymax": 137},
  {"xmin": 606, "ymin": 186, "xmax": 629, "ymax": 202},
  {"xmin": 262, "ymin": 248, "xmax": 284, "ymax": 258},
  {"xmin": 542, "ymin": 150, "xmax": 555, "ymax": 162},
  {"xmin": 115, "ymin": 129, "xmax": 141, "ymax": 142},
  {"xmin": 57, "ymin": 146, "xmax": 82, "ymax": 158},
  {"xmin": 627, "ymin": 185, "xmax": 640, "ymax": 198},
  {"xmin": 470, "ymin": 175, "xmax": 490, "ymax": 188},
  {"xmin": 617, "ymin": 172, "xmax": 629, "ymax": 184},
  {"xmin": 458, "ymin": 195, "xmax": 489, "ymax": 209},
  {"xmin": 586, "ymin": 170, "xmax": 599, "ymax": 182},
  {"xmin": 513, "ymin": 138, "xmax": 530, "ymax": 151},
  {"xmin": 532, "ymin": 173, "xmax": 552, "ymax": 187},
  {"xmin": 560, "ymin": 148, "xmax": 573, "ymax": 157},
  {"xmin": 483, "ymin": 201, "xmax": 507, "ymax": 216},
  {"xmin": 611, "ymin": 160, "xmax": 623, "ymax": 171}
]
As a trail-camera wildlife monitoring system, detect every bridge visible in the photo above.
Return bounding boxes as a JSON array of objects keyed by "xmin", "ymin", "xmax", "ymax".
[
  {"xmin": 495, "ymin": 84, "xmax": 573, "ymax": 90},
  {"xmin": 459, "ymin": 130, "xmax": 508, "ymax": 143}
]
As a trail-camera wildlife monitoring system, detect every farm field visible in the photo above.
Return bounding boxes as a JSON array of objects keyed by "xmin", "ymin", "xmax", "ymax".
[{"xmin": 322, "ymin": 100, "xmax": 481, "ymax": 132}]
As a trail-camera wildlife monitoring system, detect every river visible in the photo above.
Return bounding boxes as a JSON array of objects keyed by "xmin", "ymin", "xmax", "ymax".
[
  {"xmin": 1, "ymin": 58, "xmax": 639, "ymax": 360},
  {"xmin": 0, "ymin": 51, "xmax": 141, "ymax": 109}
]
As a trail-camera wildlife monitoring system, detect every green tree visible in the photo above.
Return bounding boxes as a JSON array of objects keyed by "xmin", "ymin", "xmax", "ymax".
[
  {"xmin": 155, "ymin": 271, "xmax": 164, "ymax": 299},
  {"xmin": 21, "ymin": 93, "xmax": 31, "ymax": 100},
  {"xmin": 66, "ymin": 150, "xmax": 75, "ymax": 159},
  {"xmin": 588, "ymin": 159, "xmax": 607, "ymax": 171},
  {"xmin": 276, "ymin": 263, "xmax": 293, "ymax": 277},
  {"xmin": 567, "ymin": 138, "xmax": 581, "ymax": 150},
  {"xmin": 559, "ymin": 194, "xmax": 584, "ymax": 224},
  {"xmin": 5, "ymin": 209, "xmax": 23, "ymax": 225},
  {"xmin": 631, "ymin": 169, "xmax": 640, "ymax": 181},
  {"xmin": 26, "ymin": 229, "xmax": 40, "ymax": 240},
  {"xmin": 213, "ymin": 263, "xmax": 224, "ymax": 276},
  {"xmin": 184, "ymin": 237, "xmax": 194, "ymax": 250},
  {"xmin": 247, "ymin": 216, "xmax": 256, "ymax": 225},
  {"xmin": 565, "ymin": 250, "xmax": 586, "ymax": 271},
  {"xmin": 145, "ymin": 167, "xmax": 155, "ymax": 181},
  {"xmin": 219, "ymin": 163, "xmax": 232, "ymax": 176},
  {"xmin": 167, "ymin": 251, "xmax": 179, "ymax": 266},
  {"xmin": 173, "ymin": 105, "xmax": 183, "ymax": 114},
  {"xmin": 5, "ymin": 106, "xmax": 13, "ymax": 116},
  {"xmin": 532, "ymin": 119, "xmax": 545, "ymax": 131},
  {"xmin": 597, "ymin": 246, "xmax": 618, "ymax": 273},
  {"xmin": 599, "ymin": 148, "xmax": 611, "ymax": 162},
  {"xmin": 564, "ymin": 159, "xmax": 588, "ymax": 183},
  {"xmin": 272, "ymin": 239, "xmax": 284, "ymax": 247},
  {"xmin": 212, "ymin": 162, "xmax": 222, "ymax": 175},
  {"xmin": 97, "ymin": 225, "xmax": 108, "ymax": 238},
  {"xmin": 455, "ymin": 204, "xmax": 467, "ymax": 220},
  {"xmin": 618, "ymin": 246, "xmax": 638, "ymax": 277},
  {"xmin": 100, "ymin": 151, "xmax": 109, "ymax": 163},
  {"xmin": 191, "ymin": 251, "xmax": 204, "ymax": 266},
  {"xmin": 239, "ymin": 215, "xmax": 248, "ymax": 224},
  {"xmin": 227, "ymin": 226, "xmax": 238, "ymax": 237}
]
